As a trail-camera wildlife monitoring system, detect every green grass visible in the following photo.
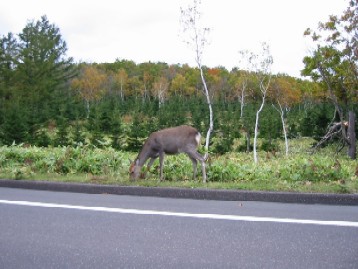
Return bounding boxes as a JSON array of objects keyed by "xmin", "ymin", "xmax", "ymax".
[{"xmin": 0, "ymin": 138, "xmax": 357, "ymax": 194}]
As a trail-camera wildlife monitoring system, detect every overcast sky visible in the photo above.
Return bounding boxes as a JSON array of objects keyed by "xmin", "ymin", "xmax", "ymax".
[{"xmin": 0, "ymin": 0, "xmax": 348, "ymax": 78}]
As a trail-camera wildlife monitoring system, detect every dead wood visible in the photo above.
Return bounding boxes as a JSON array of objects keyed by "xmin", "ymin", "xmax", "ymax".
[{"xmin": 311, "ymin": 121, "xmax": 348, "ymax": 153}]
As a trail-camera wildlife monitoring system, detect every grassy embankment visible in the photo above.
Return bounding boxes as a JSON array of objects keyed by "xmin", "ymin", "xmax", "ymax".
[{"xmin": 0, "ymin": 138, "xmax": 357, "ymax": 194}]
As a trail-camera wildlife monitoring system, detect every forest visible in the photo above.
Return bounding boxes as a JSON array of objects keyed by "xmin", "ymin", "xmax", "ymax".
[
  {"xmin": 0, "ymin": 2, "xmax": 357, "ymax": 191},
  {"xmin": 0, "ymin": 16, "xmax": 355, "ymax": 150}
]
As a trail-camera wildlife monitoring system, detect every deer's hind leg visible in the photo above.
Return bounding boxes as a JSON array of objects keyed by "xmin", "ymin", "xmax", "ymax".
[
  {"xmin": 187, "ymin": 155, "xmax": 198, "ymax": 180},
  {"xmin": 187, "ymin": 151, "xmax": 206, "ymax": 183}
]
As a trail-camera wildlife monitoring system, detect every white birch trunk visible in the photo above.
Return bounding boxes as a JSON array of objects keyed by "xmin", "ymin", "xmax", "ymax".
[
  {"xmin": 253, "ymin": 76, "xmax": 271, "ymax": 163},
  {"xmin": 281, "ymin": 115, "xmax": 289, "ymax": 156},
  {"xmin": 240, "ymin": 91, "xmax": 245, "ymax": 118},
  {"xmin": 273, "ymin": 102, "xmax": 289, "ymax": 156},
  {"xmin": 199, "ymin": 66, "xmax": 213, "ymax": 157},
  {"xmin": 238, "ymin": 81, "xmax": 246, "ymax": 119},
  {"xmin": 85, "ymin": 99, "xmax": 90, "ymax": 119},
  {"xmin": 253, "ymin": 97, "xmax": 265, "ymax": 163}
]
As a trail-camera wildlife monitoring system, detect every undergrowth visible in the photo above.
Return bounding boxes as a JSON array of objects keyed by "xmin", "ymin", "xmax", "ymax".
[{"xmin": 0, "ymin": 138, "xmax": 357, "ymax": 194}]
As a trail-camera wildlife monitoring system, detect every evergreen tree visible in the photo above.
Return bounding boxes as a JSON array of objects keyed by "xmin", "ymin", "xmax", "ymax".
[
  {"xmin": 87, "ymin": 110, "xmax": 104, "ymax": 148},
  {"xmin": 16, "ymin": 15, "xmax": 76, "ymax": 118},
  {"xmin": 34, "ymin": 128, "xmax": 52, "ymax": 147},
  {"xmin": 126, "ymin": 114, "xmax": 147, "ymax": 151},
  {"xmin": 0, "ymin": 33, "xmax": 18, "ymax": 100},
  {"xmin": 110, "ymin": 109, "xmax": 123, "ymax": 150},
  {"xmin": 1, "ymin": 103, "xmax": 29, "ymax": 145},
  {"xmin": 54, "ymin": 116, "xmax": 70, "ymax": 146},
  {"xmin": 72, "ymin": 119, "xmax": 86, "ymax": 146}
]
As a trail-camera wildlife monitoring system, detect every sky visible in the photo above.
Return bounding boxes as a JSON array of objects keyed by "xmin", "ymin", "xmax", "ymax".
[{"xmin": 0, "ymin": 0, "xmax": 349, "ymax": 78}]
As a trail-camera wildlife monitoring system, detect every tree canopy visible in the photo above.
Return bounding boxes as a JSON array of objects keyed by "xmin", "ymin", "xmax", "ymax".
[{"xmin": 302, "ymin": 0, "xmax": 357, "ymax": 158}]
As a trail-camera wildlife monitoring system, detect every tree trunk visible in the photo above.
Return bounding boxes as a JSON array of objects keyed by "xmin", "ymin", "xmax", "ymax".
[
  {"xmin": 348, "ymin": 111, "xmax": 356, "ymax": 160},
  {"xmin": 318, "ymin": 65, "xmax": 349, "ymax": 143},
  {"xmin": 199, "ymin": 66, "xmax": 213, "ymax": 159},
  {"xmin": 120, "ymin": 79, "xmax": 124, "ymax": 101},
  {"xmin": 273, "ymin": 103, "xmax": 289, "ymax": 156},
  {"xmin": 282, "ymin": 115, "xmax": 289, "ymax": 156},
  {"xmin": 85, "ymin": 99, "xmax": 90, "ymax": 119},
  {"xmin": 239, "ymin": 81, "xmax": 246, "ymax": 118},
  {"xmin": 254, "ymin": 98, "xmax": 265, "ymax": 163}
]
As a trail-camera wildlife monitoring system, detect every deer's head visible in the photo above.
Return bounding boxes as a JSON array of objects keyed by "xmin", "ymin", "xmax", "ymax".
[{"xmin": 129, "ymin": 159, "xmax": 143, "ymax": 180}]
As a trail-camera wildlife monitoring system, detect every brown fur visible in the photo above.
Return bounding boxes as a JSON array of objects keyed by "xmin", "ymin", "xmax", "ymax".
[{"xmin": 129, "ymin": 125, "xmax": 207, "ymax": 182}]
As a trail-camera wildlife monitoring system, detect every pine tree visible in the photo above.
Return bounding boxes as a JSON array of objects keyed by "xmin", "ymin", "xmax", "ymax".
[
  {"xmin": 16, "ymin": 15, "xmax": 76, "ymax": 120},
  {"xmin": 1, "ymin": 104, "xmax": 29, "ymax": 145}
]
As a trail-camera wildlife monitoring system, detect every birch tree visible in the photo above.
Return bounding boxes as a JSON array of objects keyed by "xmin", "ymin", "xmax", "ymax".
[
  {"xmin": 71, "ymin": 65, "xmax": 106, "ymax": 118},
  {"xmin": 271, "ymin": 78, "xmax": 292, "ymax": 156},
  {"xmin": 143, "ymin": 71, "xmax": 151, "ymax": 101},
  {"xmin": 237, "ymin": 50, "xmax": 254, "ymax": 119},
  {"xmin": 180, "ymin": 0, "xmax": 213, "ymax": 158},
  {"xmin": 245, "ymin": 43, "xmax": 273, "ymax": 163},
  {"xmin": 152, "ymin": 76, "xmax": 168, "ymax": 108},
  {"xmin": 271, "ymin": 76, "xmax": 301, "ymax": 156},
  {"xmin": 236, "ymin": 72, "xmax": 249, "ymax": 119},
  {"xmin": 113, "ymin": 68, "xmax": 127, "ymax": 101}
]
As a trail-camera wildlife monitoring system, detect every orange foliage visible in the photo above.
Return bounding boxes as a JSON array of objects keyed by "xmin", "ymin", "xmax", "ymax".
[
  {"xmin": 71, "ymin": 65, "xmax": 107, "ymax": 102},
  {"xmin": 208, "ymin": 68, "xmax": 220, "ymax": 76},
  {"xmin": 270, "ymin": 76, "xmax": 302, "ymax": 107}
]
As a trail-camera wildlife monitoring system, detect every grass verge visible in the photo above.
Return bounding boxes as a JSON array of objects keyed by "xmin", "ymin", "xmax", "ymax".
[{"xmin": 0, "ymin": 138, "xmax": 357, "ymax": 194}]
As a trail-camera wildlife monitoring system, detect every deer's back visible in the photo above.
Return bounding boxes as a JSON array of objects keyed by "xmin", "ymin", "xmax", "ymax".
[{"xmin": 149, "ymin": 125, "xmax": 200, "ymax": 154}]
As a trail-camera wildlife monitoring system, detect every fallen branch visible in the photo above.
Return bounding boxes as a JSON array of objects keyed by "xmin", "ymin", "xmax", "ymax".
[{"xmin": 311, "ymin": 121, "xmax": 348, "ymax": 153}]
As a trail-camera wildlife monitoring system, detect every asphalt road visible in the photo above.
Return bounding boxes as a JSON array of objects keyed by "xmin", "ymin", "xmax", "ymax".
[{"xmin": 1, "ymin": 187, "xmax": 358, "ymax": 269}]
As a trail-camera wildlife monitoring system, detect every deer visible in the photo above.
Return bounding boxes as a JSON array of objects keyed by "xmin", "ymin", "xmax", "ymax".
[{"xmin": 129, "ymin": 125, "xmax": 207, "ymax": 183}]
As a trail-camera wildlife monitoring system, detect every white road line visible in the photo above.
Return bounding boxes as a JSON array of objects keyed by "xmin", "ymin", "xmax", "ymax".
[{"xmin": 1, "ymin": 199, "xmax": 358, "ymax": 228}]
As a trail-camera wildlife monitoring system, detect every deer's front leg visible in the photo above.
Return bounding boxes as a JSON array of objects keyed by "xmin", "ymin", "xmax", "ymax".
[
  {"xmin": 141, "ymin": 157, "xmax": 156, "ymax": 178},
  {"xmin": 146, "ymin": 157, "xmax": 156, "ymax": 171}
]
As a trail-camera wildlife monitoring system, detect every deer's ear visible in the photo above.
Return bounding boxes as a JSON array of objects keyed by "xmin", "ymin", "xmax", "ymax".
[{"xmin": 129, "ymin": 159, "xmax": 139, "ymax": 166}]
